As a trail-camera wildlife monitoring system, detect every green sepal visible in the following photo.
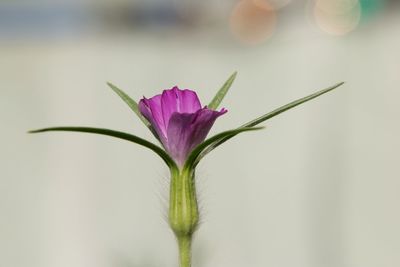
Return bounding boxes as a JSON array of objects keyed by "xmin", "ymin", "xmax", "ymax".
[
  {"xmin": 169, "ymin": 168, "xmax": 199, "ymax": 236},
  {"xmin": 107, "ymin": 82, "xmax": 151, "ymax": 127},
  {"xmin": 208, "ymin": 72, "xmax": 237, "ymax": 110},
  {"xmin": 169, "ymin": 169, "xmax": 197, "ymax": 267},
  {"xmin": 197, "ymin": 81, "xmax": 345, "ymax": 161},
  {"xmin": 183, "ymin": 126, "xmax": 264, "ymax": 170},
  {"xmin": 241, "ymin": 81, "xmax": 344, "ymax": 127},
  {"xmin": 28, "ymin": 126, "xmax": 178, "ymax": 170}
]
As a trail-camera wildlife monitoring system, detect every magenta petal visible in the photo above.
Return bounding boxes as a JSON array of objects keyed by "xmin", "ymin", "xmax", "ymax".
[
  {"xmin": 161, "ymin": 87, "xmax": 201, "ymax": 128},
  {"xmin": 139, "ymin": 87, "xmax": 227, "ymax": 166},
  {"xmin": 166, "ymin": 108, "xmax": 227, "ymax": 166},
  {"xmin": 139, "ymin": 95, "xmax": 167, "ymax": 143}
]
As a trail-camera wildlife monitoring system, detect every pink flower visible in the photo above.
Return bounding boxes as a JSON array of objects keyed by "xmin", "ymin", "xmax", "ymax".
[{"xmin": 139, "ymin": 86, "xmax": 227, "ymax": 166}]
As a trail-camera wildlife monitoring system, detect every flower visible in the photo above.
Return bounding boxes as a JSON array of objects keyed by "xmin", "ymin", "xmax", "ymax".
[
  {"xmin": 139, "ymin": 86, "xmax": 227, "ymax": 166},
  {"xmin": 30, "ymin": 74, "xmax": 344, "ymax": 267}
]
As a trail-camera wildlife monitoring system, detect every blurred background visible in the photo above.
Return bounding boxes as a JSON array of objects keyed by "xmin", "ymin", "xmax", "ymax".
[{"xmin": 1, "ymin": 0, "xmax": 400, "ymax": 267}]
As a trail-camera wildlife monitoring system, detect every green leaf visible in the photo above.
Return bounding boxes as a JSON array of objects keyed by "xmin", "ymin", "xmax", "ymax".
[
  {"xmin": 208, "ymin": 72, "xmax": 237, "ymax": 110},
  {"xmin": 242, "ymin": 81, "xmax": 345, "ymax": 127},
  {"xmin": 29, "ymin": 126, "xmax": 177, "ymax": 170},
  {"xmin": 197, "ymin": 81, "xmax": 345, "ymax": 161},
  {"xmin": 107, "ymin": 82, "xmax": 151, "ymax": 127},
  {"xmin": 183, "ymin": 126, "xmax": 264, "ymax": 170}
]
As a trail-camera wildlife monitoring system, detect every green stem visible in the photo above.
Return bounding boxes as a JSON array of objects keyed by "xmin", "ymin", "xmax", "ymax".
[
  {"xmin": 178, "ymin": 235, "xmax": 192, "ymax": 267},
  {"xmin": 169, "ymin": 168, "xmax": 199, "ymax": 267}
]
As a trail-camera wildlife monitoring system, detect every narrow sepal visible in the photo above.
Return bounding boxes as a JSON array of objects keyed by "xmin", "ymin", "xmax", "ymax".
[
  {"xmin": 208, "ymin": 72, "xmax": 237, "ymax": 110},
  {"xmin": 183, "ymin": 126, "xmax": 264, "ymax": 170},
  {"xmin": 28, "ymin": 126, "xmax": 178, "ymax": 170},
  {"xmin": 197, "ymin": 82, "xmax": 344, "ymax": 161},
  {"xmin": 242, "ymin": 81, "xmax": 344, "ymax": 127},
  {"xmin": 107, "ymin": 82, "xmax": 151, "ymax": 127}
]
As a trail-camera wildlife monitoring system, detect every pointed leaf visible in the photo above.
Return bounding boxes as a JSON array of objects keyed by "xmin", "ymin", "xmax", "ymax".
[
  {"xmin": 29, "ymin": 126, "xmax": 177, "ymax": 170},
  {"xmin": 197, "ymin": 82, "xmax": 345, "ymax": 161},
  {"xmin": 107, "ymin": 82, "xmax": 151, "ymax": 127},
  {"xmin": 183, "ymin": 126, "xmax": 264, "ymax": 170},
  {"xmin": 208, "ymin": 72, "xmax": 237, "ymax": 110},
  {"xmin": 242, "ymin": 81, "xmax": 344, "ymax": 127}
]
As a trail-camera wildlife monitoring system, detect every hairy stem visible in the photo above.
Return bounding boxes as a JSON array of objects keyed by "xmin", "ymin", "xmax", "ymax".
[
  {"xmin": 169, "ymin": 168, "xmax": 199, "ymax": 267},
  {"xmin": 178, "ymin": 235, "xmax": 192, "ymax": 267}
]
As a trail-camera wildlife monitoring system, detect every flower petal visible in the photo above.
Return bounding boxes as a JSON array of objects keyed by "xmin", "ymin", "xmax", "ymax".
[
  {"xmin": 166, "ymin": 107, "xmax": 227, "ymax": 165},
  {"xmin": 139, "ymin": 95, "xmax": 167, "ymax": 144},
  {"xmin": 161, "ymin": 87, "xmax": 201, "ymax": 129}
]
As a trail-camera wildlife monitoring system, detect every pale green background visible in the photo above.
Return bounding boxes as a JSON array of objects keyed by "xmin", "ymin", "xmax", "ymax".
[{"xmin": 1, "ymin": 1, "xmax": 400, "ymax": 267}]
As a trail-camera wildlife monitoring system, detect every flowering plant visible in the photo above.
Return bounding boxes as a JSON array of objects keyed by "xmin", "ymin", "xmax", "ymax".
[{"xmin": 30, "ymin": 73, "xmax": 343, "ymax": 267}]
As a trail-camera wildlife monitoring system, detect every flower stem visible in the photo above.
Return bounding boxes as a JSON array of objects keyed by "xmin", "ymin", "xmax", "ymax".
[
  {"xmin": 178, "ymin": 235, "xmax": 192, "ymax": 267},
  {"xmin": 169, "ymin": 168, "xmax": 199, "ymax": 267}
]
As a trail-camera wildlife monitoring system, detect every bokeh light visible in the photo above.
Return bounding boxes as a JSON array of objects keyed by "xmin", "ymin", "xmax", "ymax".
[
  {"xmin": 230, "ymin": 0, "xmax": 277, "ymax": 45},
  {"xmin": 359, "ymin": 0, "xmax": 385, "ymax": 21},
  {"xmin": 313, "ymin": 0, "xmax": 361, "ymax": 35},
  {"xmin": 316, "ymin": 0, "xmax": 359, "ymax": 13},
  {"xmin": 256, "ymin": 0, "xmax": 292, "ymax": 9}
]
